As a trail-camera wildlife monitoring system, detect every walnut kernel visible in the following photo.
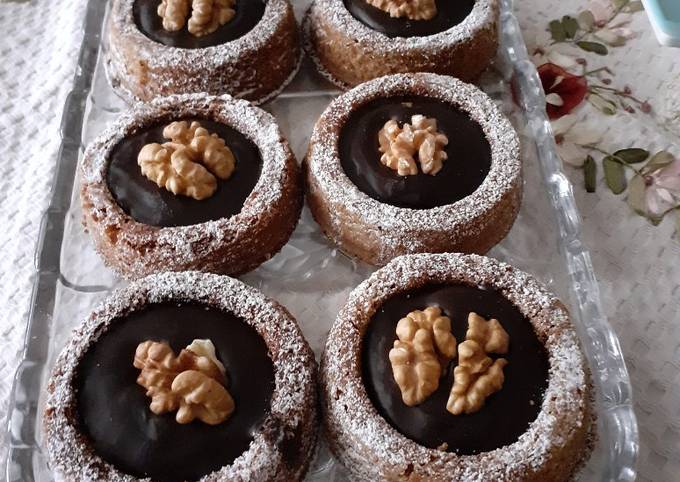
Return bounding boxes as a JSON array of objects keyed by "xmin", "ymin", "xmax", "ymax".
[
  {"xmin": 172, "ymin": 370, "xmax": 235, "ymax": 425},
  {"xmin": 158, "ymin": 0, "xmax": 190, "ymax": 32},
  {"xmin": 389, "ymin": 329, "xmax": 441, "ymax": 406},
  {"xmin": 158, "ymin": 0, "xmax": 235, "ymax": 37},
  {"xmin": 133, "ymin": 339, "xmax": 235, "ymax": 425},
  {"xmin": 389, "ymin": 307, "xmax": 456, "ymax": 406},
  {"xmin": 447, "ymin": 353, "xmax": 508, "ymax": 415},
  {"xmin": 446, "ymin": 339, "xmax": 508, "ymax": 415},
  {"xmin": 446, "ymin": 314, "xmax": 510, "ymax": 415},
  {"xmin": 365, "ymin": 0, "xmax": 438, "ymax": 21},
  {"xmin": 466, "ymin": 312, "xmax": 510, "ymax": 354},
  {"xmin": 378, "ymin": 115, "xmax": 449, "ymax": 176},
  {"xmin": 133, "ymin": 341, "xmax": 182, "ymax": 414},
  {"xmin": 397, "ymin": 306, "xmax": 457, "ymax": 360},
  {"xmin": 189, "ymin": 0, "xmax": 236, "ymax": 37},
  {"xmin": 138, "ymin": 120, "xmax": 235, "ymax": 201}
]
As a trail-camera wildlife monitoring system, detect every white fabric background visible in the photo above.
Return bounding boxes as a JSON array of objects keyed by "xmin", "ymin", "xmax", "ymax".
[
  {"xmin": 0, "ymin": 1, "xmax": 678, "ymax": 480},
  {"xmin": 0, "ymin": 0, "xmax": 87, "ymax": 465}
]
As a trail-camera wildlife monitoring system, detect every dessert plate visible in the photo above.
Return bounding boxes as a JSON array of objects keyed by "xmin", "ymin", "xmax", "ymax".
[{"xmin": 5, "ymin": 0, "xmax": 638, "ymax": 480}]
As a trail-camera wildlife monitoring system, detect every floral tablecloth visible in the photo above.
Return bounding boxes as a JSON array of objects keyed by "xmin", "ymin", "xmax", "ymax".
[
  {"xmin": 0, "ymin": 0, "xmax": 678, "ymax": 480},
  {"xmin": 521, "ymin": 2, "xmax": 680, "ymax": 481}
]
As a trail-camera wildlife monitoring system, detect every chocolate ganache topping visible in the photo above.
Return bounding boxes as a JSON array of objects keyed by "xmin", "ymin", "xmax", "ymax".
[
  {"xmin": 107, "ymin": 118, "xmax": 262, "ymax": 227},
  {"xmin": 133, "ymin": 0, "xmax": 266, "ymax": 49},
  {"xmin": 339, "ymin": 96, "xmax": 492, "ymax": 209},
  {"xmin": 76, "ymin": 303, "xmax": 275, "ymax": 482},
  {"xmin": 362, "ymin": 284, "xmax": 549, "ymax": 454},
  {"xmin": 344, "ymin": 0, "xmax": 476, "ymax": 38}
]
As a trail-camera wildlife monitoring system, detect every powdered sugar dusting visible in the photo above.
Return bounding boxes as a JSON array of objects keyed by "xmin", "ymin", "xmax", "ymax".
[
  {"xmin": 321, "ymin": 253, "xmax": 594, "ymax": 480},
  {"xmin": 80, "ymin": 93, "xmax": 302, "ymax": 279},
  {"xmin": 306, "ymin": 73, "xmax": 521, "ymax": 260},
  {"xmin": 44, "ymin": 271, "xmax": 318, "ymax": 481}
]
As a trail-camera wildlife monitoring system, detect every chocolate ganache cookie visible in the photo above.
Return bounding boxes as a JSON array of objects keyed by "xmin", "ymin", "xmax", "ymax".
[
  {"xmin": 44, "ymin": 271, "xmax": 318, "ymax": 482},
  {"xmin": 81, "ymin": 93, "xmax": 303, "ymax": 279},
  {"xmin": 107, "ymin": 0, "xmax": 301, "ymax": 103},
  {"xmin": 304, "ymin": 73, "xmax": 521, "ymax": 265},
  {"xmin": 321, "ymin": 253, "xmax": 595, "ymax": 481},
  {"xmin": 304, "ymin": 0, "xmax": 498, "ymax": 88}
]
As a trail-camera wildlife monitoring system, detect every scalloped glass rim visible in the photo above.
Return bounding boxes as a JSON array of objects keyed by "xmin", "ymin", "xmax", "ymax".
[
  {"xmin": 498, "ymin": 1, "xmax": 639, "ymax": 479},
  {"xmin": 4, "ymin": 0, "xmax": 638, "ymax": 480}
]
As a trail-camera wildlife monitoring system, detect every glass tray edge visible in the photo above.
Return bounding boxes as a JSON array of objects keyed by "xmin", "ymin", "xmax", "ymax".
[{"xmin": 498, "ymin": 0, "xmax": 639, "ymax": 480}]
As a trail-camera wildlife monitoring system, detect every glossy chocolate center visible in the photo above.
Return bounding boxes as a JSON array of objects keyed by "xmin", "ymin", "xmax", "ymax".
[
  {"xmin": 362, "ymin": 284, "xmax": 549, "ymax": 454},
  {"xmin": 344, "ymin": 0, "xmax": 475, "ymax": 38},
  {"xmin": 107, "ymin": 118, "xmax": 262, "ymax": 227},
  {"xmin": 133, "ymin": 0, "xmax": 265, "ymax": 49},
  {"xmin": 339, "ymin": 96, "xmax": 491, "ymax": 209},
  {"xmin": 76, "ymin": 303, "xmax": 275, "ymax": 482}
]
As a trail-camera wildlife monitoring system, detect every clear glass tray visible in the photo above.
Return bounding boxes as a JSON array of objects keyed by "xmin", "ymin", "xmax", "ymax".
[{"xmin": 5, "ymin": 0, "xmax": 638, "ymax": 480}]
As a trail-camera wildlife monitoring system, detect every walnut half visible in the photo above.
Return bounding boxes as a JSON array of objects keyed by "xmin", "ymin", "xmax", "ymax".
[
  {"xmin": 446, "ymin": 314, "xmax": 510, "ymax": 415},
  {"xmin": 396, "ymin": 307, "xmax": 457, "ymax": 361},
  {"xmin": 172, "ymin": 370, "xmax": 235, "ymax": 425},
  {"xmin": 389, "ymin": 330, "xmax": 441, "ymax": 406},
  {"xmin": 378, "ymin": 115, "xmax": 449, "ymax": 176},
  {"xmin": 466, "ymin": 312, "xmax": 510, "ymax": 354},
  {"xmin": 134, "ymin": 341, "xmax": 182, "ymax": 414},
  {"xmin": 447, "ymin": 341, "xmax": 508, "ymax": 415},
  {"xmin": 189, "ymin": 0, "xmax": 236, "ymax": 37},
  {"xmin": 389, "ymin": 307, "xmax": 457, "ymax": 406},
  {"xmin": 158, "ymin": 0, "xmax": 190, "ymax": 31},
  {"xmin": 365, "ymin": 0, "xmax": 438, "ymax": 21},
  {"xmin": 158, "ymin": 0, "xmax": 236, "ymax": 37},
  {"xmin": 134, "ymin": 339, "xmax": 235, "ymax": 425},
  {"xmin": 138, "ymin": 120, "xmax": 236, "ymax": 201}
]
